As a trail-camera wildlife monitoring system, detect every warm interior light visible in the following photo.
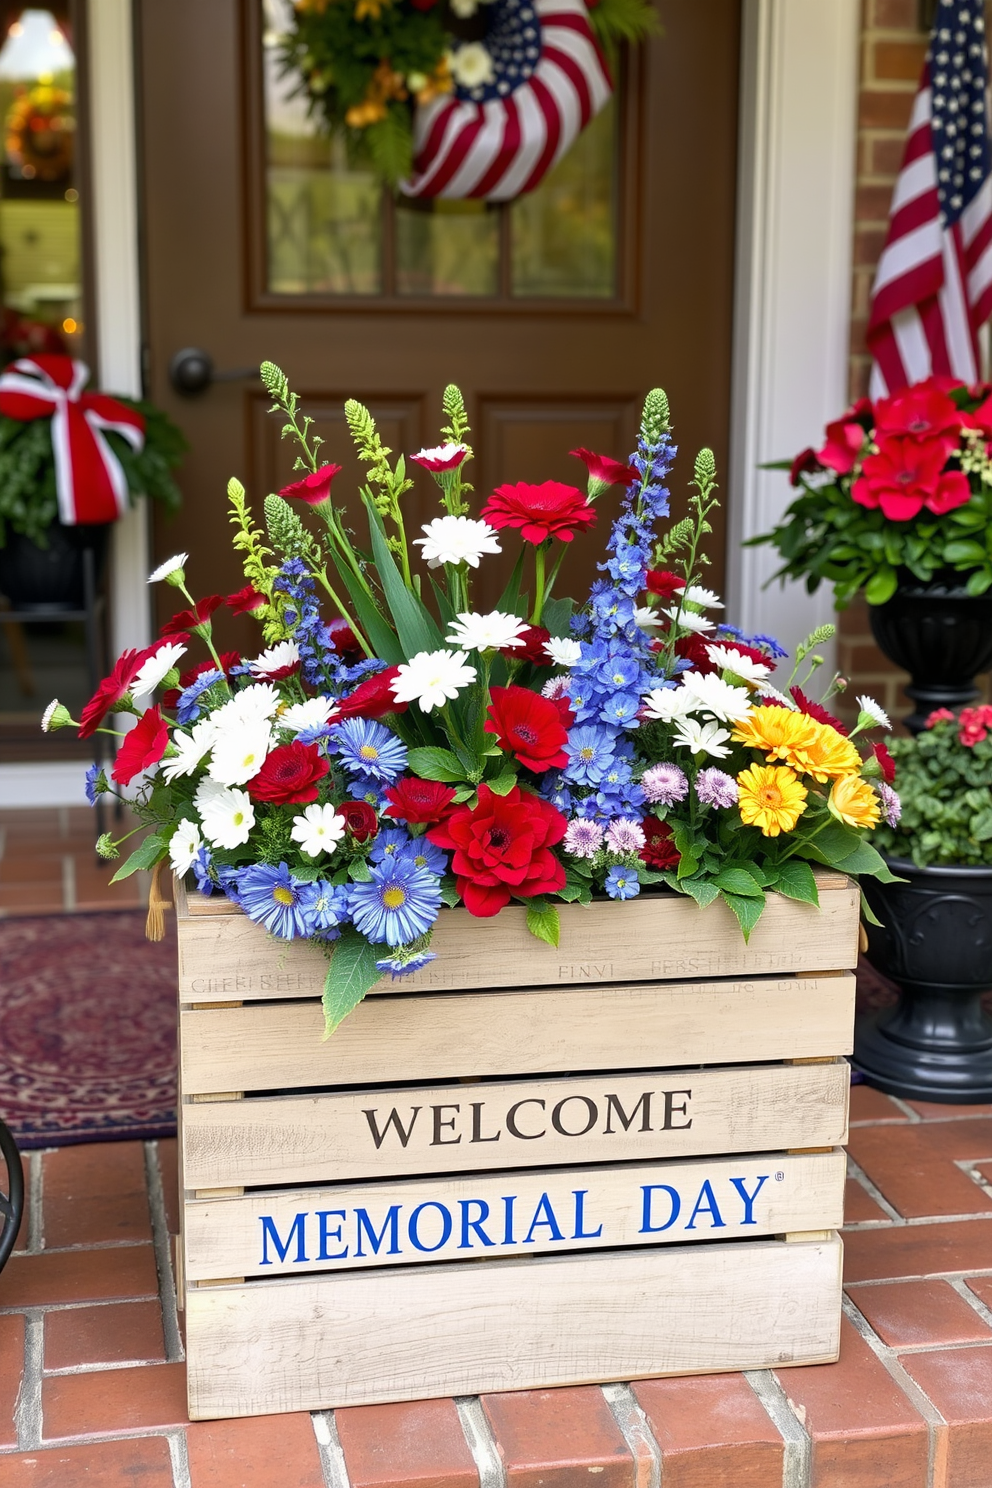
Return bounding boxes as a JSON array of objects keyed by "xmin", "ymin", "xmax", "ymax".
[{"xmin": 62, "ymin": 317, "xmax": 77, "ymax": 334}]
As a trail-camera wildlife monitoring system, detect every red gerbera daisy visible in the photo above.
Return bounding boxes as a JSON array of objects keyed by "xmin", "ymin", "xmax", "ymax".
[
  {"xmin": 245, "ymin": 741, "xmax": 329, "ymax": 805},
  {"xmin": 160, "ymin": 595, "xmax": 224, "ymax": 636},
  {"xmin": 427, "ymin": 783, "xmax": 566, "ymax": 917},
  {"xmin": 225, "ymin": 585, "xmax": 267, "ymax": 614},
  {"xmin": 111, "ymin": 707, "xmax": 170, "ymax": 786},
  {"xmin": 79, "ymin": 647, "xmax": 152, "ymax": 739},
  {"xmin": 502, "ymin": 624, "xmax": 551, "ymax": 665},
  {"xmin": 645, "ymin": 569, "xmax": 685, "ymax": 600},
  {"xmin": 382, "ymin": 777, "xmax": 457, "ymax": 825},
  {"xmin": 481, "ymin": 481, "xmax": 596, "ymax": 545},
  {"xmin": 484, "ymin": 685, "xmax": 569, "ymax": 773}
]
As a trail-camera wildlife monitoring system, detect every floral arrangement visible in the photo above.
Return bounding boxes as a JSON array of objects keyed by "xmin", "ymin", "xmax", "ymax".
[
  {"xmin": 753, "ymin": 376, "xmax": 992, "ymax": 606},
  {"xmin": 43, "ymin": 366, "xmax": 896, "ymax": 1035},
  {"xmin": 5, "ymin": 80, "xmax": 73, "ymax": 183},
  {"xmin": 871, "ymin": 705, "xmax": 992, "ymax": 868}
]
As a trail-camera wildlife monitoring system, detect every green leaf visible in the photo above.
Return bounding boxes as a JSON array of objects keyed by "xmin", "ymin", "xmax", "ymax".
[
  {"xmin": 966, "ymin": 567, "xmax": 992, "ymax": 596},
  {"xmin": 406, "ymin": 745, "xmax": 469, "ymax": 783},
  {"xmin": 439, "ymin": 878, "xmax": 460, "ymax": 907},
  {"xmin": 541, "ymin": 596, "xmax": 574, "ymax": 640},
  {"xmin": 769, "ymin": 858, "xmax": 820, "ymax": 906},
  {"xmin": 526, "ymin": 897, "xmax": 560, "ymax": 947},
  {"xmin": 676, "ymin": 876, "xmax": 721, "ymax": 909},
  {"xmin": 719, "ymin": 889, "xmax": 766, "ymax": 941},
  {"xmin": 860, "ymin": 890, "xmax": 884, "ymax": 929},
  {"xmin": 972, "ymin": 807, "xmax": 992, "ymax": 841},
  {"xmin": 322, "ymin": 928, "xmax": 382, "ymax": 1038},
  {"xmin": 712, "ymin": 867, "xmax": 764, "ymax": 898},
  {"xmin": 496, "ymin": 548, "xmax": 527, "ymax": 616},
  {"xmin": 334, "ymin": 565, "xmax": 403, "ymax": 665},
  {"xmin": 486, "ymin": 771, "xmax": 518, "ymax": 795},
  {"xmin": 864, "ymin": 566, "xmax": 898, "ymax": 605},
  {"xmin": 943, "ymin": 539, "xmax": 987, "ymax": 564},
  {"xmin": 348, "ymin": 858, "xmax": 372, "ymax": 882},
  {"xmin": 368, "ymin": 519, "xmax": 444, "ymax": 659},
  {"xmin": 110, "ymin": 832, "xmax": 168, "ymax": 883}
]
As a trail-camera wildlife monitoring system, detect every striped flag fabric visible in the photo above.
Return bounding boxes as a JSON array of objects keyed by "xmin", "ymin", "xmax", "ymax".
[
  {"xmin": 867, "ymin": 0, "xmax": 992, "ymax": 396},
  {"xmin": 403, "ymin": 0, "xmax": 611, "ymax": 201}
]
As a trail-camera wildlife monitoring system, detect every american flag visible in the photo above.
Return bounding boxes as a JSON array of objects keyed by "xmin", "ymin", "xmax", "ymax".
[{"xmin": 867, "ymin": 0, "xmax": 992, "ymax": 395}]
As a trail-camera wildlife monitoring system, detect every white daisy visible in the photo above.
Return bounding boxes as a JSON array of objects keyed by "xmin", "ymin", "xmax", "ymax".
[
  {"xmin": 678, "ymin": 585, "xmax": 724, "ymax": 609},
  {"xmin": 290, "ymin": 803, "xmax": 347, "ymax": 858},
  {"xmin": 705, "ymin": 644, "xmax": 771, "ymax": 685},
  {"xmin": 249, "ymin": 640, "xmax": 300, "ymax": 678},
  {"xmin": 678, "ymin": 670, "xmax": 753, "ymax": 724},
  {"xmin": 161, "ymin": 718, "xmax": 218, "ymax": 782},
  {"xmin": 662, "ymin": 606, "xmax": 716, "ymax": 635},
  {"xmin": 168, "ymin": 818, "xmax": 202, "ymax": 875},
  {"xmin": 757, "ymin": 684, "xmax": 799, "ymax": 710},
  {"xmin": 131, "ymin": 641, "xmax": 187, "ymax": 710},
  {"xmin": 857, "ymin": 695, "xmax": 891, "ymax": 729},
  {"xmin": 446, "ymin": 610, "xmax": 529, "ymax": 652},
  {"xmin": 672, "ymin": 716, "xmax": 732, "ymax": 758},
  {"xmin": 391, "ymin": 648, "xmax": 477, "ymax": 712},
  {"xmin": 633, "ymin": 606, "xmax": 665, "ymax": 631},
  {"xmin": 207, "ymin": 724, "xmax": 272, "ymax": 786},
  {"xmin": 543, "ymin": 636, "xmax": 582, "ymax": 667},
  {"xmin": 213, "ymin": 683, "xmax": 282, "ymax": 729},
  {"xmin": 194, "ymin": 776, "xmax": 228, "ymax": 813},
  {"xmin": 640, "ymin": 686, "xmax": 697, "ymax": 723},
  {"xmin": 413, "ymin": 516, "xmax": 501, "ymax": 569},
  {"xmin": 147, "ymin": 553, "xmax": 188, "ymax": 585},
  {"xmin": 198, "ymin": 786, "xmax": 255, "ymax": 850},
  {"xmin": 279, "ymin": 696, "xmax": 338, "ymax": 734}
]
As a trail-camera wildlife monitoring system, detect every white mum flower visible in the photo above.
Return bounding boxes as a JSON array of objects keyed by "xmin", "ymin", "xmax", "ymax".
[
  {"xmin": 279, "ymin": 696, "xmax": 338, "ymax": 734},
  {"xmin": 147, "ymin": 553, "xmax": 188, "ymax": 584},
  {"xmin": 413, "ymin": 515, "xmax": 501, "ymax": 569},
  {"xmin": 449, "ymin": 41, "xmax": 495, "ymax": 87},
  {"xmin": 662, "ymin": 606, "xmax": 716, "ymax": 635},
  {"xmin": 290, "ymin": 803, "xmax": 348, "ymax": 858},
  {"xmin": 678, "ymin": 670, "xmax": 753, "ymax": 724},
  {"xmin": 678, "ymin": 585, "xmax": 724, "ymax": 609},
  {"xmin": 543, "ymin": 636, "xmax": 582, "ymax": 667},
  {"xmin": 249, "ymin": 640, "xmax": 300, "ymax": 678},
  {"xmin": 672, "ymin": 716, "xmax": 732, "ymax": 758},
  {"xmin": 131, "ymin": 641, "xmax": 187, "ymax": 710},
  {"xmin": 198, "ymin": 786, "xmax": 255, "ymax": 850},
  {"xmin": 168, "ymin": 818, "xmax": 202, "ymax": 875},
  {"xmin": 162, "ymin": 718, "xmax": 218, "ymax": 782},
  {"xmin": 641, "ymin": 686, "xmax": 696, "ymax": 722},
  {"xmin": 857, "ymin": 695, "xmax": 891, "ymax": 729},
  {"xmin": 391, "ymin": 649, "xmax": 477, "ymax": 712},
  {"xmin": 633, "ymin": 606, "xmax": 665, "ymax": 631},
  {"xmin": 705, "ymin": 644, "xmax": 771, "ymax": 685},
  {"xmin": 446, "ymin": 610, "xmax": 529, "ymax": 652},
  {"xmin": 214, "ymin": 683, "xmax": 282, "ymax": 728},
  {"xmin": 207, "ymin": 724, "xmax": 272, "ymax": 786}
]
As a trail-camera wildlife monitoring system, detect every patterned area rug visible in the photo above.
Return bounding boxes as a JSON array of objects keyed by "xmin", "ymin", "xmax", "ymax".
[{"xmin": 0, "ymin": 911, "xmax": 177, "ymax": 1150}]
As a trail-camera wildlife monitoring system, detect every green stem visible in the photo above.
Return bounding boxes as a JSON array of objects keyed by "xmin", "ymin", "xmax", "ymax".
[
  {"xmin": 473, "ymin": 652, "xmax": 493, "ymax": 753},
  {"xmin": 531, "ymin": 544, "xmax": 547, "ymax": 626},
  {"xmin": 312, "ymin": 567, "xmax": 376, "ymax": 660}
]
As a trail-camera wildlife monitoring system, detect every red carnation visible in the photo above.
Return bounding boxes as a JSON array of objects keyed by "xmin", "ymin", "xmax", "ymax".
[
  {"xmin": 226, "ymin": 585, "xmax": 266, "ymax": 614},
  {"xmin": 327, "ymin": 616, "xmax": 363, "ymax": 657},
  {"xmin": 873, "ymin": 384, "xmax": 961, "ymax": 446},
  {"xmin": 279, "ymin": 464, "xmax": 342, "ymax": 506},
  {"xmin": 570, "ymin": 447, "xmax": 639, "ymax": 489},
  {"xmin": 111, "ymin": 707, "xmax": 170, "ymax": 786},
  {"xmin": 79, "ymin": 646, "xmax": 156, "ymax": 738},
  {"xmin": 871, "ymin": 740, "xmax": 897, "ymax": 783},
  {"xmin": 410, "ymin": 444, "xmax": 468, "ymax": 473},
  {"xmin": 640, "ymin": 816, "xmax": 681, "ymax": 871},
  {"xmin": 852, "ymin": 437, "xmax": 970, "ymax": 521},
  {"xmin": 335, "ymin": 667, "xmax": 407, "ymax": 720},
  {"xmin": 645, "ymin": 569, "xmax": 684, "ymax": 600},
  {"xmin": 163, "ymin": 652, "xmax": 241, "ymax": 708},
  {"xmin": 791, "ymin": 687, "xmax": 849, "ymax": 736},
  {"xmin": 484, "ymin": 684, "xmax": 569, "ymax": 773},
  {"xmin": 246, "ymin": 741, "xmax": 329, "ymax": 805},
  {"xmin": 338, "ymin": 799, "xmax": 379, "ymax": 841},
  {"xmin": 481, "ymin": 481, "xmax": 596, "ymax": 545},
  {"xmin": 790, "ymin": 447, "xmax": 822, "ymax": 486},
  {"xmin": 161, "ymin": 595, "xmax": 224, "ymax": 636},
  {"xmin": 427, "ymin": 783, "xmax": 566, "ymax": 917},
  {"xmin": 383, "ymin": 777, "xmax": 456, "ymax": 825},
  {"xmin": 503, "ymin": 625, "xmax": 551, "ymax": 664}
]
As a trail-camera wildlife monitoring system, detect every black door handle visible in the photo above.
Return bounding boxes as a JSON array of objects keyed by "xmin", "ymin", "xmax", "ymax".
[{"xmin": 168, "ymin": 347, "xmax": 261, "ymax": 396}]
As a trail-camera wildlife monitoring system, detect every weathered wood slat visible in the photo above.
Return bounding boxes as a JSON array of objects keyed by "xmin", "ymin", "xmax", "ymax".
[
  {"xmin": 184, "ymin": 1233, "xmax": 844, "ymax": 1417},
  {"xmin": 181, "ymin": 1059, "xmax": 850, "ymax": 1189},
  {"xmin": 182, "ymin": 1149, "xmax": 846, "ymax": 1279}
]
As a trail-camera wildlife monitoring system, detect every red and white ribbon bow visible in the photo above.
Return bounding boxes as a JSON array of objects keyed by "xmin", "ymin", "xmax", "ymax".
[{"xmin": 0, "ymin": 354, "xmax": 145, "ymax": 526}]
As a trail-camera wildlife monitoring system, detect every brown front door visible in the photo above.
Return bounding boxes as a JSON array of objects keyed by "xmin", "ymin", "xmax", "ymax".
[{"xmin": 136, "ymin": 0, "xmax": 739, "ymax": 641}]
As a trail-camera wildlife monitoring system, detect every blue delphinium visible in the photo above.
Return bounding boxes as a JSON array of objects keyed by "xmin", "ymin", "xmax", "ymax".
[
  {"xmin": 330, "ymin": 717, "xmax": 408, "ymax": 782},
  {"xmin": 175, "ymin": 669, "xmax": 223, "ymax": 725},
  {"xmin": 563, "ymin": 726, "xmax": 615, "ymax": 786},
  {"xmin": 605, "ymin": 864, "xmax": 640, "ymax": 900},
  {"xmin": 347, "ymin": 858, "xmax": 443, "ymax": 946},
  {"xmin": 274, "ymin": 558, "xmax": 386, "ymax": 695},
  {"xmin": 238, "ymin": 862, "xmax": 321, "ymax": 938}
]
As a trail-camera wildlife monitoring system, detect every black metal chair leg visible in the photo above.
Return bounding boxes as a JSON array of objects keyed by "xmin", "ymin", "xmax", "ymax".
[{"xmin": 0, "ymin": 1120, "xmax": 24, "ymax": 1273}]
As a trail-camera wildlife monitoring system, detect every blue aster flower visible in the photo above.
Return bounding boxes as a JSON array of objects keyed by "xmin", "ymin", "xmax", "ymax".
[
  {"xmin": 84, "ymin": 763, "xmax": 105, "ymax": 806},
  {"xmin": 175, "ymin": 669, "xmax": 223, "ymax": 725},
  {"xmin": 605, "ymin": 864, "xmax": 640, "ymax": 900},
  {"xmin": 348, "ymin": 774, "xmax": 389, "ymax": 809},
  {"xmin": 564, "ymin": 726, "xmax": 616, "ymax": 786},
  {"xmin": 216, "ymin": 865, "xmax": 242, "ymax": 905},
  {"xmin": 346, "ymin": 858, "xmax": 442, "ymax": 947},
  {"xmin": 331, "ymin": 717, "xmax": 408, "ymax": 782},
  {"xmin": 238, "ymin": 862, "xmax": 320, "ymax": 939},
  {"xmin": 375, "ymin": 950, "xmax": 438, "ymax": 979},
  {"xmin": 398, "ymin": 837, "xmax": 448, "ymax": 876},
  {"xmin": 296, "ymin": 724, "xmax": 335, "ymax": 746},
  {"xmin": 192, "ymin": 846, "xmax": 216, "ymax": 895},
  {"xmin": 310, "ymin": 881, "xmax": 350, "ymax": 940},
  {"xmin": 370, "ymin": 828, "xmax": 413, "ymax": 864}
]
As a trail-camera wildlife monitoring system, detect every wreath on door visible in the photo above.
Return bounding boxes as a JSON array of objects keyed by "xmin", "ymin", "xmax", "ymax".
[{"xmin": 280, "ymin": 0, "xmax": 656, "ymax": 198}]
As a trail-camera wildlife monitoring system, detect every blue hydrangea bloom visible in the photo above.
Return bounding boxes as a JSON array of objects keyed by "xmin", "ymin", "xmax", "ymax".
[
  {"xmin": 238, "ymin": 862, "xmax": 321, "ymax": 939},
  {"xmin": 331, "ymin": 717, "xmax": 408, "ymax": 782},
  {"xmin": 347, "ymin": 858, "xmax": 443, "ymax": 946},
  {"xmin": 605, "ymin": 864, "xmax": 640, "ymax": 900}
]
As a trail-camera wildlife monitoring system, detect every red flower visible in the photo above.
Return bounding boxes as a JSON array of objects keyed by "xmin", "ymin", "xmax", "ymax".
[
  {"xmin": 791, "ymin": 687, "xmax": 849, "ymax": 736},
  {"xmin": 871, "ymin": 740, "xmax": 897, "ymax": 783},
  {"xmin": 963, "ymin": 392, "xmax": 992, "ymax": 437},
  {"xmin": 338, "ymin": 799, "xmax": 379, "ymax": 841},
  {"xmin": 958, "ymin": 704, "xmax": 992, "ymax": 747},
  {"xmin": 481, "ymin": 481, "xmax": 596, "ymax": 545},
  {"xmin": 569, "ymin": 447, "xmax": 639, "ymax": 488},
  {"xmin": 335, "ymin": 667, "xmax": 407, "ymax": 720},
  {"xmin": 873, "ymin": 384, "xmax": 961, "ymax": 446},
  {"xmin": 484, "ymin": 685, "xmax": 569, "ymax": 773},
  {"xmin": 79, "ymin": 647, "xmax": 152, "ymax": 738},
  {"xmin": 427, "ymin": 783, "xmax": 566, "ymax": 917},
  {"xmin": 645, "ymin": 569, "xmax": 684, "ymax": 600},
  {"xmin": 410, "ymin": 444, "xmax": 468, "ymax": 472},
  {"xmin": 225, "ymin": 585, "xmax": 266, "ymax": 614},
  {"xmin": 327, "ymin": 616, "xmax": 363, "ymax": 657},
  {"xmin": 817, "ymin": 416, "xmax": 867, "ymax": 475},
  {"xmin": 548, "ymin": 693, "xmax": 576, "ymax": 730},
  {"xmin": 639, "ymin": 817, "xmax": 681, "ymax": 871},
  {"xmin": 382, "ymin": 777, "xmax": 457, "ymax": 825},
  {"xmin": 925, "ymin": 708, "xmax": 956, "ymax": 727},
  {"xmin": 279, "ymin": 464, "xmax": 342, "ymax": 505},
  {"xmin": 163, "ymin": 652, "xmax": 240, "ymax": 709},
  {"xmin": 790, "ymin": 447, "xmax": 822, "ymax": 485},
  {"xmin": 111, "ymin": 707, "xmax": 170, "ymax": 786},
  {"xmin": 503, "ymin": 624, "xmax": 550, "ymax": 664},
  {"xmin": 161, "ymin": 595, "xmax": 224, "ymax": 636},
  {"xmin": 852, "ymin": 437, "xmax": 970, "ymax": 520},
  {"xmin": 245, "ymin": 742, "xmax": 329, "ymax": 805},
  {"xmin": 671, "ymin": 633, "xmax": 771, "ymax": 678}
]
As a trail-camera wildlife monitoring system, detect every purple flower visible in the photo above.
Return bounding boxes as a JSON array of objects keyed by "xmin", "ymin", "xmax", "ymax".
[
  {"xmin": 641, "ymin": 762, "xmax": 688, "ymax": 806},
  {"xmin": 877, "ymin": 781, "xmax": 902, "ymax": 827},
  {"xmin": 605, "ymin": 817, "xmax": 646, "ymax": 854},
  {"xmin": 695, "ymin": 767, "xmax": 739, "ymax": 809},
  {"xmin": 563, "ymin": 818, "xmax": 604, "ymax": 857}
]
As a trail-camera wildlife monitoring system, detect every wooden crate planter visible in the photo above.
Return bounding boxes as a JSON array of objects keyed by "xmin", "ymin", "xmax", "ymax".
[{"xmin": 175, "ymin": 871, "xmax": 860, "ymax": 1420}]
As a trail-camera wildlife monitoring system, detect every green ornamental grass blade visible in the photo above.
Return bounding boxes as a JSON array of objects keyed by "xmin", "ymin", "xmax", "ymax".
[
  {"xmin": 368, "ymin": 520, "xmax": 444, "ymax": 658},
  {"xmin": 110, "ymin": 832, "xmax": 167, "ymax": 883},
  {"xmin": 322, "ymin": 928, "xmax": 382, "ymax": 1038}
]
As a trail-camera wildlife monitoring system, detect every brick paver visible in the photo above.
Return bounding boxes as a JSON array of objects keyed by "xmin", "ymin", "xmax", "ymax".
[
  {"xmin": 185, "ymin": 1413, "xmax": 326, "ymax": 1487},
  {"xmin": 0, "ymin": 1437, "xmax": 175, "ymax": 1486},
  {"xmin": 481, "ymin": 1386, "xmax": 634, "ymax": 1488},
  {"xmin": 632, "ymin": 1374, "xmax": 783, "ymax": 1487},
  {"xmin": 336, "ymin": 1399, "xmax": 479, "ymax": 1488}
]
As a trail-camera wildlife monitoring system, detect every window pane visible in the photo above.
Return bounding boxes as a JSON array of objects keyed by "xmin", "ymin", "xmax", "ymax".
[
  {"xmin": 263, "ymin": 0, "xmax": 381, "ymax": 295},
  {"xmin": 510, "ymin": 98, "xmax": 617, "ymax": 298},
  {"xmin": 396, "ymin": 197, "xmax": 499, "ymax": 297}
]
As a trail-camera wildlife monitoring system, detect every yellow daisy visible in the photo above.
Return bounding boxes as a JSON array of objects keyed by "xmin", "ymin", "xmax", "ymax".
[
  {"xmin": 790, "ymin": 722, "xmax": 863, "ymax": 783},
  {"xmin": 731, "ymin": 706, "xmax": 820, "ymax": 765},
  {"xmin": 736, "ymin": 763, "xmax": 808, "ymax": 837},
  {"xmin": 828, "ymin": 774, "xmax": 881, "ymax": 829}
]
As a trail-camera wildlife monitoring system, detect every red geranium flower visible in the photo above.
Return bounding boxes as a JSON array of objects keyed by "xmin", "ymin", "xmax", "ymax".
[
  {"xmin": 481, "ymin": 481, "xmax": 596, "ymax": 545},
  {"xmin": 852, "ymin": 436, "xmax": 970, "ymax": 520},
  {"xmin": 427, "ymin": 783, "xmax": 566, "ymax": 917},
  {"xmin": 338, "ymin": 799, "xmax": 379, "ymax": 841},
  {"xmin": 925, "ymin": 708, "xmax": 955, "ymax": 727},
  {"xmin": 484, "ymin": 685, "xmax": 569, "ymax": 773},
  {"xmin": 871, "ymin": 740, "xmax": 897, "ymax": 782},
  {"xmin": 640, "ymin": 817, "xmax": 681, "ymax": 871},
  {"xmin": 161, "ymin": 595, "xmax": 224, "ymax": 636},
  {"xmin": 569, "ymin": 447, "xmax": 639, "ymax": 489},
  {"xmin": 225, "ymin": 585, "xmax": 266, "ymax": 614},
  {"xmin": 873, "ymin": 384, "xmax": 961, "ymax": 446},
  {"xmin": 502, "ymin": 624, "xmax": 551, "ymax": 665},
  {"xmin": 790, "ymin": 447, "xmax": 822, "ymax": 485},
  {"xmin": 335, "ymin": 667, "xmax": 408, "ymax": 720},
  {"xmin": 382, "ymin": 777, "xmax": 456, "ymax": 825},
  {"xmin": 817, "ymin": 416, "xmax": 868, "ymax": 475},
  {"xmin": 645, "ymin": 569, "xmax": 684, "ymax": 600},
  {"xmin": 79, "ymin": 647, "xmax": 154, "ymax": 738},
  {"xmin": 958, "ymin": 704, "xmax": 992, "ymax": 747},
  {"xmin": 111, "ymin": 707, "xmax": 170, "ymax": 786},
  {"xmin": 163, "ymin": 651, "xmax": 241, "ymax": 709},
  {"xmin": 245, "ymin": 742, "xmax": 329, "ymax": 805},
  {"xmin": 279, "ymin": 464, "xmax": 342, "ymax": 506},
  {"xmin": 791, "ymin": 687, "xmax": 849, "ymax": 736}
]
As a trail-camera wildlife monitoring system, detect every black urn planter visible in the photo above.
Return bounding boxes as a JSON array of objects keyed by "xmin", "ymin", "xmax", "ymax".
[
  {"xmin": 868, "ymin": 571, "xmax": 992, "ymax": 733},
  {"xmin": 0, "ymin": 521, "xmax": 109, "ymax": 611},
  {"xmin": 854, "ymin": 859, "xmax": 992, "ymax": 1103},
  {"xmin": 0, "ymin": 1119, "xmax": 23, "ymax": 1276}
]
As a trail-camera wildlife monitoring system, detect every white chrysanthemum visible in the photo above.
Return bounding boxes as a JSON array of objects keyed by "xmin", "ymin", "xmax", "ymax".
[
  {"xmin": 678, "ymin": 670, "xmax": 753, "ymax": 724},
  {"xmin": 857, "ymin": 695, "xmax": 891, "ymax": 729},
  {"xmin": 147, "ymin": 553, "xmax": 188, "ymax": 584},
  {"xmin": 207, "ymin": 724, "xmax": 272, "ymax": 786},
  {"xmin": 168, "ymin": 818, "xmax": 201, "ymax": 875},
  {"xmin": 198, "ymin": 786, "xmax": 255, "ymax": 850},
  {"xmin": 279, "ymin": 696, "xmax": 337, "ymax": 734},
  {"xmin": 249, "ymin": 640, "xmax": 300, "ymax": 678},
  {"xmin": 131, "ymin": 641, "xmax": 187, "ymax": 709},
  {"xmin": 449, "ymin": 41, "xmax": 495, "ymax": 87},
  {"xmin": 212, "ymin": 683, "xmax": 281, "ymax": 729},
  {"xmin": 641, "ymin": 686, "xmax": 696, "ymax": 723},
  {"xmin": 705, "ymin": 644, "xmax": 771, "ymax": 685},
  {"xmin": 446, "ymin": 610, "xmax": 529, "ymax": 652},
  {"xmin": 543, "ymin": 636, "xmax": 582, "ymax": 667},
  {"xmin": 290, "ymin": 803, "xmax": 348, "ymax": 858},
  {"xmin": 758, "ymin": 684, "xmax": 799, "ymax": 710},
  {"xmin": 633, "ymin": 606, "xmax": 665, "ymax": 631},
  {"xmin": 662, "ymin": 606, "xmax": 716, "ymax": 635},
  {"xmin": 392, "ymin": 649, "xmax": 477, "ymax": 712},
  {"xmin": 671, "ymin": 716, "xmax": 732, "ymax": 758},
  {"xmin": 413, "ymin": 515, "xmax": 501, "ymax": 569},
  {"xmin": 678, "ymin": 585, "xmax": 724, "ymax": 609},
  {"xmin": 162, "ymin": 718, "xmax": 218, "ymax": 782}
]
